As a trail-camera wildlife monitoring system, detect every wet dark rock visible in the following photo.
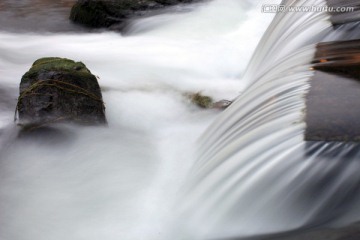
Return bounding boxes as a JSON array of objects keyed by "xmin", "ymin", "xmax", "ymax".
[
  {"xmin": 311, "ymin": 39, "xmax": 360, "ymax": 81},
  {"xmin": 306, "ymin": 39, "xmax": 360, "ymax": 142},
  {"xmin": 69, "ymin": 0, "xmax": 198, "ymax": 31},
  {"xmin": 212, "ymin": 99, "xmax": 233, "ymax": 109},
  {"xmin": 16, "ymin": 57, "xmax": 107, "ymax": 128},
  {"xmin": 305, "ymin": 72, "xmax": 360, "ymax": 142}
]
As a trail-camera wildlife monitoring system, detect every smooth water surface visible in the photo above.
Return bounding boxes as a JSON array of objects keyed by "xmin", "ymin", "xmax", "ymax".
[{"xmin": 0, "ymin": 1, "xmax": 275, "ymax": 239}]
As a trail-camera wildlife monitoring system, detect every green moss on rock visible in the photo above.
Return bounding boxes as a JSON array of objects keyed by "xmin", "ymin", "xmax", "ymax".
[
  {"xmin": 17, "ymin": 57, "xmax": 107, "ymax": 126},
  {"xmin": 189, "ymin": 92, "xmax": 213, "ymax": 108},
  {"xmin": 186, "ymin": 92, "xmax": 233, "ymax": 110},
  {"xmin": 30, "ymin": 57, "xmax": 89, "ymax": 74}
]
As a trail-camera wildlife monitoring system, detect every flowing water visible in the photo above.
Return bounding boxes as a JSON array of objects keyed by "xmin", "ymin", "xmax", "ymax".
[
  {"xmin": 2, "ymin": 0, "xmax": 360, "ymax": 239},
  {"xmin": 0, "ymin": 1, "xmax": 276, "ymax": 239},
  {"xmin": 182, "ymin": 0, "xmax": 360, "ymax": 239}
]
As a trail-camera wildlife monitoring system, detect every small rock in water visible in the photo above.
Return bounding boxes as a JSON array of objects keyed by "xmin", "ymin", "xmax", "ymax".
[
  {"xmin": 188, "ymin": 92, "xmax": 213, "ymax": 108},
  {"xmin": 212, "ymin": 99, "xmax": 233, "ymax": 109},
  {"xmin": 16, "ymin": 57, "xmax": 107, "ymax": 131},
  {"xmin": 187, "ymin": 92, "xmax": 232, "ymax": 109}
]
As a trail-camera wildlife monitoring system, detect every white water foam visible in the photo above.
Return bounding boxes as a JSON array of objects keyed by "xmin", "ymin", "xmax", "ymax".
[
  {"xmin": 180, "ymin": 0, "xmax": 360, "ymax": 239},
  {"xmin": 0, "ymin": 1, "xmax": 275, "ymax": 239}
]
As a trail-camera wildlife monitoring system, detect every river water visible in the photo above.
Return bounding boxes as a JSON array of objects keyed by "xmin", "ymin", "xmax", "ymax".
[
  {"xmin": 183, "ymin": 1, "xmax": 360, "ymax": 239},
  {"xmin": 0, "ymin": 1, "xmax": 276, "ymax": 239}
]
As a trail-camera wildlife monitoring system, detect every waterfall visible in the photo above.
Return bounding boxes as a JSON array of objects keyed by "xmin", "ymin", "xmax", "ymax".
[
  {"xmin": 2, "ymin": 0, "xmax": 360, "ymax": 239},
  {"xmin": 182, "ymin": 0, "xmax": 360, "ymax": 239},
  {"xmin": 0, "ymin": 1, "xmax": 276, "ymax": 240}
]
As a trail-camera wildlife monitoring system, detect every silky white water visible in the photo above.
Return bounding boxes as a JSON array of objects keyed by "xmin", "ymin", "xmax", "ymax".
[
  {"xmin": 0, "ymin": 1, "xmax": 276, "ymax": 239},
  {"xmin": 182, "ymin": 0, "xmax": 360, "ymax": 239}
]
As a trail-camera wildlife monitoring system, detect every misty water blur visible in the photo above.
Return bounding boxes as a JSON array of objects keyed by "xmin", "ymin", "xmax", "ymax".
[
  {"xmin": 0, "ymin": 0, "xmax": 275, "ymax": 239},
  {"xmin": 181, "ymin": 0, "xmax": 360, "ymax": 239}
]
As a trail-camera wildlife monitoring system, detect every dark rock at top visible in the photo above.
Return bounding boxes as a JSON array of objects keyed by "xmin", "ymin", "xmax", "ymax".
[
  {"xmin": 16, "ymin": 57, "xmax": 107, "ymax": 128},
  {"xmin": 69, "ymin": 0, "xmax": 197, "ymax": 31}
]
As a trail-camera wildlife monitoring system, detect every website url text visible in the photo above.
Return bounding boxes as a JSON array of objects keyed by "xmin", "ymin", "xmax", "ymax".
[{"xmin": 262, "ymin": 5, "xmax": 355, "ymax": 13}]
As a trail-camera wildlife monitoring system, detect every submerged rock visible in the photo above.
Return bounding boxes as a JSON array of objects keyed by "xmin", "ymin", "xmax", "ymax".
[
  {"xmin": 189, "ymin": 92, "xmax": 213, "ymax": 108},
  {"xmin": 212, "ymin": 99, "xmax": 233, "ymax": 109},
  {"xmin": 16, "ymin": 57, "xmax": 107, "ymax": 128},
  {"xmin": 187, "ymin": 92, "xmax": 232, "ymax": 109},
  {"xmin": 69, "ymin": 0, "xmax": 197, "ymax": 31}
]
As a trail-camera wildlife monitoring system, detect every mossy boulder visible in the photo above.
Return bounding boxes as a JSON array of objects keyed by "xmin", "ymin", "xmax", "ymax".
[
  {"xmin": 16, "ymin": 57, "xmax": 107, "ymax": 127},
  {"xmin": 69, "ymin": 0, "xmax": 197, "ymax": 30}
]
